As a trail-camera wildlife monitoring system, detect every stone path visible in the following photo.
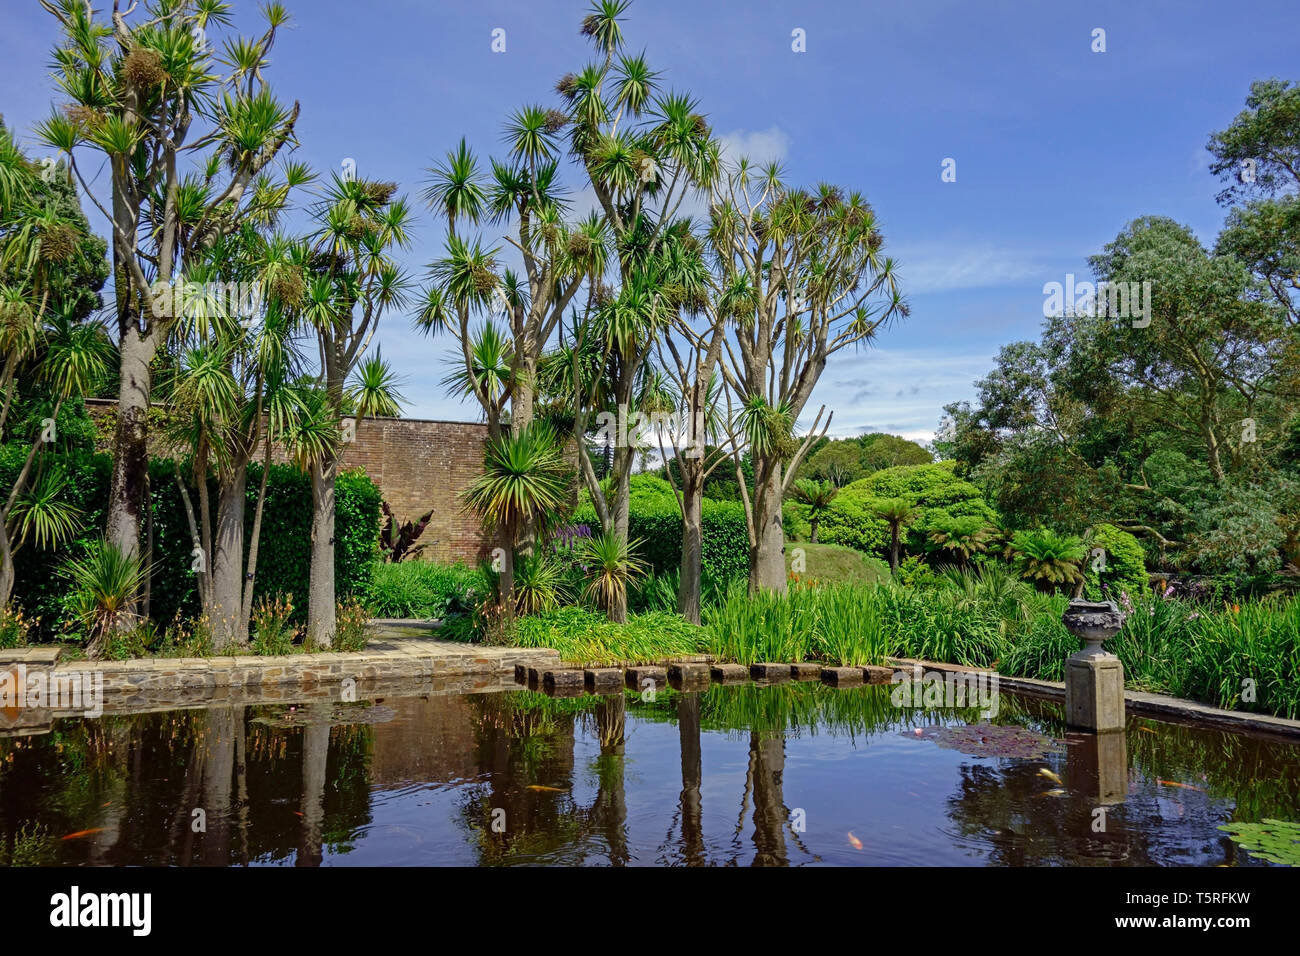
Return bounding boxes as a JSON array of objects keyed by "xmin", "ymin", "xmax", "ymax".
[{"xmin": 1, "ymin": 625, "xmax": 559, "ymax": 726}]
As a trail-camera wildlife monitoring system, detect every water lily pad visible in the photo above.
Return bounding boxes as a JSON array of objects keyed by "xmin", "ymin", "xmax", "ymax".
[
  {"xmin": 906, "ymin": 722, "xmax": 1063, "ymax": 759},
  {"xmin": 1218, "ymin": 819, "xmax": 1300, "ymax": 866}
]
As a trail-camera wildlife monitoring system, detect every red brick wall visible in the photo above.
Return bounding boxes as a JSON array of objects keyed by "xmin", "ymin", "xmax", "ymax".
[{"xmin": 86, "ymin": 400, "xmax": 491, "ymax": 564}]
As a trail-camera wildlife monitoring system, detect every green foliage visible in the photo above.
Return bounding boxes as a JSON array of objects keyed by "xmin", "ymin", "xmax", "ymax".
[
  {"xmin": 572, "ymin": 496, "xmax": 749, "ymax": 583},
  {"xmin": 1217, "ymin": 819, "xmax": 1300, "ymax": 866},
  {"xmin": 513, "ymin": 550, "xmax": 570, "ymax": 615},
  {"xmin": 250, "ymin": 593, "xmax": 298, "ymax": 655},
  {"xmin": 363, "ymin": 561, "xmax": 488, "ymax": 619},
  {"xmin": 579, "ymin": 531, "xmax": 648, "ymax": 616},
  {"xmin": 332, "ymin": 599, "xmax": 369, "ymax": 652},
  {"xmin": 817, "ymin": 462, "xmax": 995, "ymax": 559},
  {"xmin": 1, "ymin": 450, "xmax": 381, "ymax": 640},
  {"xmin": 1011, "ymin": 528, "xmax": 1087, "ymax": 592},
  {"xmin": 509, "ymin": 606, "xmax": 704, "ymax": 665},
  {"xmin": 62, "ymin": 538, "xmax": 149, "ymax": 646},
  {"xmin": 1084, "ymin": 523, "xmax": 1148, "ymax": 600},
  {"xmin": 0, "ymin": 605, "xmax": 33, "ymax": 649}
]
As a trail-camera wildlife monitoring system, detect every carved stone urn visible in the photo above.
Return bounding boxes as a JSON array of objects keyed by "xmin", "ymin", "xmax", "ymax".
[{"xmin": 1062, "ymin": 599, "xmax": 1127, "ymax": 732}]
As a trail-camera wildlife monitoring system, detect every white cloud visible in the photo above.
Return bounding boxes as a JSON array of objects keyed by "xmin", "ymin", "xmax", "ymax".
[
  {"xmin": 890, "ymin": 241, "xmax": 1047, "ymax": 295},
  {"xmin": 802, "ymin": 346, "xmax": 995, "ymax": 442},
  {"xmin": 717, "ymin": 126, "xmax": 791, "ymax": 167}
]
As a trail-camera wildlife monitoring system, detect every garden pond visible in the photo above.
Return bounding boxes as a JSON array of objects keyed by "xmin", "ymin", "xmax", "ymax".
[{"xmin": 1, "ymin": 681, "xmax": 1298, "ymax": 866}]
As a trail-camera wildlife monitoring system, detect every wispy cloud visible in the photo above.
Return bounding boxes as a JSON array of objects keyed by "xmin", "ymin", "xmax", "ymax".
[{"xmin": 890, "ymin": 241, "xmax": 1050, "ymax": 295}]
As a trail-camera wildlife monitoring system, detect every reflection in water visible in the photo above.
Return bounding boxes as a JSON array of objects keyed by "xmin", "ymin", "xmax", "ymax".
[{"xmin": 0, "ymin": 684, "xmax": 1297, "ymax": 867}]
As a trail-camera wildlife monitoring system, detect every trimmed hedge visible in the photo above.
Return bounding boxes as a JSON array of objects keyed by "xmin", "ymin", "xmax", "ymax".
[
  {"xmin": 1083, "ymin": 523, "xmax": 1148, "ymax": 600},
  {"xmin": 1, "ymin": 446, "xmax": 381, "ymax": 639},
  {"xmin": 817, "ymin": 462, "xmax": 996, "ymax": 558},
  {"xmin": 572, "ymin": 496, "xmax": 749, "ymax": 583}
]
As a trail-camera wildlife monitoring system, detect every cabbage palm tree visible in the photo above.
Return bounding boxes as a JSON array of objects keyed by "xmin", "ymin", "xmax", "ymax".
[
  {"xmin": 873, "ymin": 497, "xmax": 918, "ymax": 572},
  {"xmin": 38, "ymin": 0, "xmax": 301, "ymax": 572},
  {"xmin": 463, "ymin": 424, "xmax": 571, "ymax": 626},
  {"xmin": 1011, "ymin": 528, "xmax": 1088, "ymax": 594},
  {"xmin": 580, "ymin": 531, "xmax": 648, "ymax": 624},
  {"xmin": 299, "ymin": 173, "xmax": 412, "ymax": 646},
  {"xmin": 791, "ymin": 478, "xmax": 838, "ymax": 544}
]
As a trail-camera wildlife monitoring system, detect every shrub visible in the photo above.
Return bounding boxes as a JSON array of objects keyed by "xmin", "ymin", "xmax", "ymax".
[
  {"xmin": 1083, "ymin": 523, "xmax": 1149, "ymax": 600},
  {"xmin": 1, "ymin": 450, "xmax": 382, "ymax": 640},
  {"xmin": 510, "ymin": 606, "xmax": 704, "ymax": 665},
  {"xmin": 0, "ymin": 606, "xmax": 32, "ymax": 649},
  {"xmin": 571, "ymin": 497, "xmax": 748, "ymax": 583},
  {"xmin": 251, "ymin": 593, "xmax": 299, "ymax": 655},
  {"xmin": 817, "ymin": 462, "xmax": 995, "ymax": 559},
  {"xmin": 364, "ymin": 561, "xmax": 489, "ymax": 619},
  {"xmin": 333, "ymin": 599, "xmax": 369, "ymax": 652}
]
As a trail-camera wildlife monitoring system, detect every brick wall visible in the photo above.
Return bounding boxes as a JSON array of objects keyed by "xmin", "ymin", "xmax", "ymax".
[{"xmin": 85, "ymin": 400, "xmax": 491, "ymax": 564}]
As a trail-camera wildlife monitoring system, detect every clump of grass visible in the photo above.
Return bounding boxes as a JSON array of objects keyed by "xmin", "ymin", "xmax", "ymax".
[
  {"xmin": 510, "ymin": 606, "xmax": 704, "ymax": 665},
  {"xmin": 812, "ymin": 583, "xmax": 889, "ymax": 666},
  {"xmin": 703, "ymin": 581, "xmax": 818, "ymax": 665},
  {"xmin": 363, "ymin": 561, "xmax": 488, "ymax": 619}
]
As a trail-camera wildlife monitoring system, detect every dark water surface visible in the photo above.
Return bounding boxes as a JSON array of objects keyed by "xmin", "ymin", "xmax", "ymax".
[{"xmin": 1, "ymin": 683, "xmax": 1297, "ymax": 866}]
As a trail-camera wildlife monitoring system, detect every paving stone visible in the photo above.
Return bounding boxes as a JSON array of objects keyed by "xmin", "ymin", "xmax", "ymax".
[
  {"xmin": 710, "ymin": 663, "xmax": 750, "ymax": 683},
  {"xmin": 750, "ymin": 662, "xmax": 792, "ymax": 682},
  {"xmin": 790, "ymin": 662, "xmax": 823, "ymax": 680},
  {"xmin": 625, "ymin": 666, "xmax": 667, "ymax": 690},
  {"xmin": 821, "ymin": 666, "xmax": 864, "ymax": 687}
]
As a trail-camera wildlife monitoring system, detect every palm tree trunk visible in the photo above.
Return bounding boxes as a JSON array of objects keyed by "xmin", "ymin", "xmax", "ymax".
[
  {"xmin": 307, "ymin": 455, "xmax": 337, "ymax": 649},
  {"xmin": 105, "ymin": 326, "xmax": 155, "ymax": 567},
  {"xmin": 750, "ymin": 455, "xmax": 786, "ymax": 594}
]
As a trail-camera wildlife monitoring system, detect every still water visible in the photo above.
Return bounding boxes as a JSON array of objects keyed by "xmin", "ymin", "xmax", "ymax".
[{"xmin": 1, "ymin": 682, "xmax": 1297, "ymax": 866}]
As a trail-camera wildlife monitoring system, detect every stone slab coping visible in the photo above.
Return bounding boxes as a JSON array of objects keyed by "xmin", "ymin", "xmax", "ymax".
[
  {"xmin": 0, "ymin": 647, "xmax": 62, "ymax": 664},
  {"xmin": 889, "ymin": 657, "xmax": 1300, "ymax": 743}
]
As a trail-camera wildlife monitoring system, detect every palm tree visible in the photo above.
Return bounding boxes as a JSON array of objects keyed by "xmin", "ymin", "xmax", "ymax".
[
  {"xmin": 64, "ymin": 539, "xmax": 150, "ymax": 658},
  {"xmin": 580, "ymin": 531, "xmax": 649, "ymax": 623},
  {"xmin": 463, "ymin": 424, "xmax": 571, "ymax": 626},
  {"xmin": 1011, "ymin": 528, "xmax": 1088, "ymax": 594},
  {"xmin": 790, "ymin": 478, "xmax": 838, "ymax": 543},
  {"xmin": 38, "ymin": 1, "xmax": 301, "ymax": 571},
  {"xmin": 927, "ymin": 515, "xmax": 992, "ymax": 571},
  {"xmin": 872, "ymin": 497, "xmax": 918, "ymax": 573},
  {"xmin": 298, "ymin": 172, "xmax": 412, "ymax": 646}
]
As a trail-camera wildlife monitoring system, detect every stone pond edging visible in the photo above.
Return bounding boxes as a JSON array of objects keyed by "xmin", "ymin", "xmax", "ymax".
[{"xmin": 890, "ymin": 657, "xmax": 1300, "ymax": 743}]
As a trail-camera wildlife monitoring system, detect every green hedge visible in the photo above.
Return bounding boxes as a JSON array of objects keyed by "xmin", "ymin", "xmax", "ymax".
[
  {"xmin": 817, "ymin": 462, "xmax": 996, "ymax": 559},
  {"xmin": 1, "ymin": 446, "xmax": 381, "ymax": 639},
  {"xmin": 1083, "ymin": 523, "xmax": 1148, "ymax": 600},
  {"xmin": 571, "ymin": 496, "xmax": 749, "ymax": 583}
]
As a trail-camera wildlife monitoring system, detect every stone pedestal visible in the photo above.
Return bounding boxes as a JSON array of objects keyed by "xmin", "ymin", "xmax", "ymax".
[{"xmin": 1061, "ymin": 600, "xmax": 1126, "ymax": 733}]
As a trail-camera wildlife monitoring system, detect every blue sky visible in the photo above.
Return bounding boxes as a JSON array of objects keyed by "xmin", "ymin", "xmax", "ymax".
[{"xmin": 3, "ymin": 0, "xmax": 1296, "ymax": 441}]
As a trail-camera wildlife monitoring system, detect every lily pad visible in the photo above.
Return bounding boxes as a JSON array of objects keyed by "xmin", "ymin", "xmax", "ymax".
[
  {"xmin": 905, "ymin": 722, "xmax": 1062, "ymax": 759},
  {"xmin": 1218, "ymin": 819, "xmax": 1300, "ymax": 866}
]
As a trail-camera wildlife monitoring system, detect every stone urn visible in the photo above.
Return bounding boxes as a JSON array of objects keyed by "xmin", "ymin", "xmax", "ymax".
[
  {"xmin": 1062, "ymin": 599, "xmax": 1125, "ymax": 658},
  {"xmin": 1061, "ymin": 599, "xmax": 1126, "ymax": 732}
]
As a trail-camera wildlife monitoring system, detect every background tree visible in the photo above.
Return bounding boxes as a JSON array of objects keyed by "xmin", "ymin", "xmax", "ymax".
[
  {"xmin": 713, "ymin": 163, "xmax": 906, "ymax": 592},
  {"xmin": 789, "ymin": 478, "xmax": 837, "ymax": 543},
  {"xmin": 872, "ymin": 496, "xmax": 917, "ymax": 573},
  {"xmin": 39, "ymin": 0, "xmax": 301, "ymax": 581},
  {"xmin": 0, "ymin": 122, "xmax": 111, "ymax": 609},
  {"xmin": 298, "ymin": 173, "xmax": 410, "ymax": 646}
]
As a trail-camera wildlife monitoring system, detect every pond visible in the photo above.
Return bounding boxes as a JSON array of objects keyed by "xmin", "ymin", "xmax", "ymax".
[{"xmin": 1, "ymin": 682, "xmax": 1297, "ymax": 866}]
